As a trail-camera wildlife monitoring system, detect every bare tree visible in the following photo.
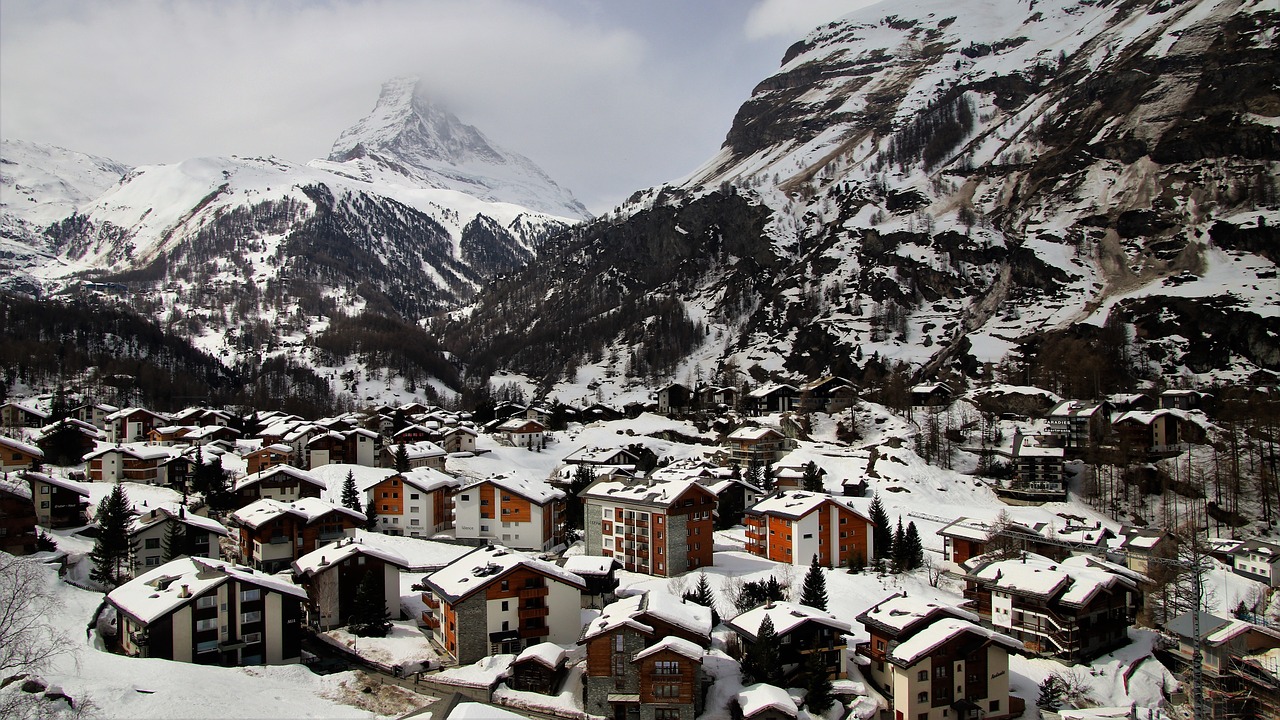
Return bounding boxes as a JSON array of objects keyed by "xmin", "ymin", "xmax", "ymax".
[{"xmin": 0, "ymin": 553, "xmax": 72, "ymax": 719}]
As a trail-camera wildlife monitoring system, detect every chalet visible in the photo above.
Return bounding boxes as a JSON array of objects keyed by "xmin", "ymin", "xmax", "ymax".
[
  {"xmin": 727, "ymin": 601, "xmax": 851, "ymax": 681},
  {"xmin": 936, "ymin": 516, "xmax": 1059, "ymax": 565},
  {"xmin": 581, "ymin": 403, "xmax": 625, "ymax": 422},
  {"xmin": 910, "ymin": 382, "xmax": 953, "ymax": 408},
  {"xmin": 233, "ymin": 464, "xmax": 326, "ymax": 506},
  {"xmin": 306, "ymin": 431, "xmax": 347, "ymax": 468},
  {"xmin": 959, "ymin": 552, "xmax": 1145, "ymax": 662},
  {"xmin": 0, "ymin": 435, "xmax": 44, "ymax": 471},
  {"xmin": 146, "ymin": 425, "xmax": 197, "ymax": 446},
  {"xmin": 0, "ymin": 401, "xmax": 48, "ymax": 429},
  {"xmin": 747, "ymin": 384, "xmax": 797, "ymax": 415},
  {"xmin": 1231, "ymin": 539, "xmax": 1280, "ymax": 587},
  {"xmin": 368, "ymin": 468, "xmax": 458, "ymax": 537},
  {"xmin": 770, "ymin": 458, "xmax": 826, "ymax": 491},
  {"xmin": 1164, "ymin": 612, "xmax": 1280, "ymax": 719},
  {"xmin": 391, "ymin": 424, "xmax": 434, "ymax": 444},
  {"xmin": 1108, "ymin": 393, "xmax": 1158, "ymax": 413},
  {"xmin": 35, "ymin": 418, "xmax": 103, "ymax": 458},
  {"xmin": 562, "ymin": 554, "xmax": 620, "ymax": 608},
  {"xmin": 243, "ymin": 444, "xmax": 294, "ymax": 475},
  {"xmin": 937, "ymin": 517, "xmax": 996, "ymax": 565},
  {"xmin": 696, "ymin": 475, "xmax": 764, "ymax": 527},
  {"xmin": 0, "ymin": 476, "xmax": 38, "ymax": 554},
  {"xmin": 1112, "ymin": 409, "xmax": 1202, "ymax": 457},
  {"xmin": 291, "ymin": 539, "xmax": 407, "ymax": 630},
  {"xmin": 26, "ymin": 471, "xmax": 89, "ymax": 528},
  {"xmin": 453, "ymin": 474, "xmax": 564, "ymax": 551},
  {"xmin": 84, "ymin": 445, "xmax": 178, "ymax": 485},
  {"xmin": 798, "ymin": 375, "xmax": 857, "ymax": 414},
  {"xmin": 419, "ymin": 544, "xmax": 585, "ymax": 663},
  {"xmin": 129, "ymin": 506, "xmax": 229, "ymax": 574},
  {"xmin": 998, "ymin": 432, "xmax": 1066, "ymax": 504},
  {"xmin": 857, "ymin": 592, "xmax": 1022, "ymax": 720},
  {"xmin": 381, "ymin": 440, "xmax": 447, "ymax": 471},
  {"xmin": 563, "ymin": 446, "xmax": 641, "ymax": 468},
  {"xmin": 724, "ymin": 425, "xmax": 792, "ymax": 467},
  {"xmin": 70, "ymin": 402, "xmax": 118, "ymax": 429},
  {"xmin": 697, "ymin": 385, "xmax": 738, "ymax": 410},
  {"xmin": 1045, "ymin": 400, "xmax": 1110, "ymax": 453},
  {"xmin": 104, "ymin": 407, "xmax": 168, "ymax": 443},
  {"xmin": 508, "ymin": 642, "xmax": 568, "ymax": 695},
  {"xmin": 495, "ymin": 418, "xmax": 547, "ymax": 450},
  {"xmin": 737, "ymin": 684, "xmax": 798, "ymax": 720},
  {"xmin": 581, "ymin": 591, "xmax": 712, "ymax": 720},
  {"xmin": 440, "ymin": 426, "xmax": 477, "ymax": 453},
  {"xmin": 1160, "ymin": 389, "xmax": 1210, "ymax": 411},
  {"xmin": 229, "ymin": 497, "xmax": 365, "ymax": 573},
  {"xmin": 107, "ymin": 557, "xmax": 306, "ymax": 666},
  {"xmin": 744, "ymin": 490, "xmax": 874, "ymax": 568},
  {"xmin": 1113, "ymin": 526, "xmax": 1176, "ymax": 576},
  {"xmin": 582, "ymin": 477, "xmax": 717, "ymax": 576},
  {"xmin": 657, "ymin": 383, "xmax": 694, "ymax": 415}
]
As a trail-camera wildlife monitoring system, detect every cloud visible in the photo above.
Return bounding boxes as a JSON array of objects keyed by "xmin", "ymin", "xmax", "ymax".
[{"xmin": 744, "ymin": 0, "xmax": 884, "ymax": 41}]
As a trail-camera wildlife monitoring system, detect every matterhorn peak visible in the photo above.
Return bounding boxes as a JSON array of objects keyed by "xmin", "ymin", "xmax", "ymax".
[{"xmin": 318, "ymin": 77, "xmax": 590, "ymax": 220}]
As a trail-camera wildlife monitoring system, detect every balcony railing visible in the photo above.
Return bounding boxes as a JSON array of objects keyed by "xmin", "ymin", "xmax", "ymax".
[
  {"xmin": 421, "ymin": 612, "xmax": 440, "ymax": 629},
  {"xmin": 520, "ymin": 625, "xmax": 550, "ymax": 639},
  {"xmin": 421, "ymin": 593, "xmax": 440, "ymax": 609},
  {"xmin": 519, "ymin": 606, "xmax": 550, "ymax": 618},
  {"xmin": 519, "ymin": 586, "xmax": 549, "ymax": 599}
]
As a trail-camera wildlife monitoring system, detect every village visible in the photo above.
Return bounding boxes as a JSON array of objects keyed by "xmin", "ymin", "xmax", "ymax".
[{"xmin": 1, "ymin": 377, "xmax": 1279, "ymax": 720}]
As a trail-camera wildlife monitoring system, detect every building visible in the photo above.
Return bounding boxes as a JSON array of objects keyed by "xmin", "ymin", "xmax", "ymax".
[
  {"xmin": 727, "ymin": 601, "xmax": 851, "ymax": 681},
  {"xmin": 26, "ymin": 471, "xmax": 89, "ymax": 528},
  {"xmin": 959, "ymin": 552, "xmax": 1145, "ymax": 663},
  {"xmin": 1230, "ymin": 539, "xmax": 1280, "ymax": 587},
  {"xmin": 657, "ymin": 383, "xmax": 694, "ymax": 415},
  {"xmin": 1164, "ymin": 611, "xmax": 1280, "ymax": 720},
  {"xmin": 70, "ymin": 401, "xmax": 118, "ymax": 429},
  {"xmin": 494, "ymin": 418, "xmax": 548, "ymax": 449},
  {"xmin": 229, "ymin": 497, "xmax": 365, "ymax": 573},
  {"xmin": 291, "ymin": 538, "xmax": 407, "ymax": 631},
  {"xmin": 1112, "ymin": 409, "xmax": 1200, "ymax": 457},
  {"xmin": 453, "ymin": 474, "xmax": 564, "ymax": 551},
  {"xmin": 580, "ymin": 591, "xmax": 712, "ymax": 720},
  {"xmin": 744, "ymin": 490, "xmax": 874, "ymax": 568},
  {"xmin": 381, "ymin": 440, "xmax": 447, "ymax": 471},
  {"xmin": 84, "ymin": 445, "xmax": 179, "ymax": 485},
  {"xmin": 418, "ymin": 544, "xmax": 585, "ymax": 664},
  {"xmin": 0, "ymin": 476, "xmax": 38, "ymax": 554},
  {"xmin": 997, "ymin": 432, "xmax": 1067, "ymax": 505},
  {"xmin": 857, "ymin": 592, "xmax": 1022, "ymax": 720},
  {"xmin": 129, "ymin": 506, "xmax": 229, "ymax": 574},
  {"xmin": 107, "ymin": 557, "xmax": 306, "ymax": 666},
  {"xmin": 1114, "ymin": 525, "xmax": 1176, "ymax": 576},
  {"xmin": 910, "ymin": 382, "xmax": 954, "ymax": 408},
  {"xmin": 1, "ymin": 401, "xmax": 49, "ymax": 429},
  {"xmin": 724, "ymin": 426, "xmax": 792, "ymax": 467},
  {"xmin": 232, "ymin": 465, "xmax": 326, "ymax": 506},
  {"xmin": 508, "ymin": 642, "xmax": 569, "ymax": 695},
  {"xmin": 747, "ymin": 384, "xmax": 798, "ymax": 415},
  {"xmin": 0, "ymin": 435, "xmax": 44, "ymax": 472},
  {"xmin": 797, "ymin": 376, "xmax": 857, "ymax": 414},
  {"xmin": 1045, "ymin": 400, "xmax": 1110, "ymax": 453},
  {"xmin": 104, "ymin": 407, "xmax": 168, "ymax": 443},
  {"xmin": 243, "ymin": 444, "xmax": 294, "ymax": 475},
  {"xmin": 582, "ymin": 477, "xmax": 716, "ymax": 576},
  {"xmin": 367, "ymin": 468, "xmax": 458, "ymax": 538},
  {"xmin": 562, "ymin": 555, "xmax": 620, "ymax": 608}
]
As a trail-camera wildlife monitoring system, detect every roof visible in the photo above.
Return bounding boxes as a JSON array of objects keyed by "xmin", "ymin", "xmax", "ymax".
[
  {"xmin": 397, "ymin": 467, "xmax": 460, "ymax": 494},
  {"xmin": 292, "ymin": 538, "xmax": 409, "ymax": 576},
  {"xmin": 463, "ymin": 473, "xmax": 564, "ymax": 505},
  {"xmin": 581, "ymin": 477, "xmax": 710, "ymax": 509},
  {"xmin": 496, "ymin": 418, "xmax": 546, "ymax": 433},
  {"xmin": 83, "ymin": 444, "xmax": 175, "ymax": 462},
  {"xmin": 727, "ymin": 425, "xmax": 783, "ymax": 441},
  {"xmin": 747, "ymin": 383, "xmax": 796, "ymax": 398},
  {"xmin": 1047, "ymin": 400, "xmax": 1104, "ymax": 419},
  {"xmin": 633, "ymin": 635, "xmax": 705, "ymax": 662},
  {"xmin": 1166, "ymin": 611, "xmax": 1233, "ymax": 642},
  {"xmin": 890, "ymin": 617, "xmax": 1021, "ymax": 666},
  {"xmin": 562, "ymin": 555, "xmax": 620, "ymax": 577},
  {"xmin": 1012, "ymin": 433, "xmax": 1063, "ymax": 459},
  {"xmin": 231, "ymin": 497, "xmax": 365, "ymax": 529},
  {"xmin": 0, "ymin": 475, "xmax": 33, "ymax": 500},
  {"xmin": 961, "ymin": 552, "xmax": 1144, "ymax": 606},
  {"xmin": 738, "ymin": 683, "xmax": 798, "ymax": 719},
  {"xmin": 423, "ymin": 545, "xmax": 585, "ymax": 604},
  {"xmin": 130, "ymin": 506, "xmax": 229, "ymax": 537},
  {"xmin": 857, "ymin": 593, "xmax": 978, "ymax": 636},
  {"xmin": 0, "ymin": 435, "xmax": 44, "ymax": 458},
  {"xmin": 581, "ymin": 591, "xmax": 712, "ymax": 642},
  {"xmin": 23, "ymin": 471, "xmax": 88, "ymax": 496},
  {"xmin": 514, "ymin": 641, "xmax": 567, "ymax": 669},
  {"xmin": 727, "ymin": 601, "xmax": 851, "ymax": 641},
  {"xmin": 747, "ymin": 490, "xmax": 871, "ymax": 523},
  {"xmin": 107, "ymin": 557, "xmax": 305, "ymax": 625},
  {"xmin": 105, "ymin": 406, "xmax": 166, "ymax": 421},
  {"xmin": 234, "ymin": 464, "xmax": 326, "ymax": 492}
]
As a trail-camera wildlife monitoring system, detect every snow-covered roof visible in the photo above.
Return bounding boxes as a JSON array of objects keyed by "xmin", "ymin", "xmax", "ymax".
[
  {"xmin": 727, "ymin": 425, "xmax": 783, "ymax": 441},
  {"xmin": 463, "ymin": 473, "xmax": 564, "ymax": 505},
  {"xmin": 581, "ymin": 477, "xmax": 707, "ymax": 508},
  {"xmin": 633, "ymin": 635, "xmax": 705, "ymax": 662},
  {"xmin": 857, "ymin": 593, "xmax": 978, "ymax": 635},
  {"xmin": 514, "ymin": 641, "xmax": 567, "ymax": 669},
  {"xmin": 1047, "ymin": 400, "xmax": 1104, "ymax": 419},
  {"xmin": 1012, "ymin": 433, "xmax": 1063, "ymax": 459},
  {"xmin": 1113, "ymin": 408, "xmax": 1199, "ymax": 426},
  {"xmin": 245, "ymin": 443, "xmax": 294, "ymax": 456},
  {"xmin": 396, "ymin": 440, "xmax": 446, "ymax": 459},
  {"xmin": 962, "ymin": 552, "xmax": 1143, "ymax": 606},
  {"xmin": 889, "ymin": 617, "xmax": 1021, "ymax": 666},
  {"xmin": 230, "ymin": 497, "xmax": 364, "ymax": 529},
  {"xmin": 23, "ymin": 471, "xmax": 88, "ymax": 496},
  {"xmin": 582, "ymin": 591, "xmax": 712, "ymax": 642},
  {"xmin": 563, "ymin": 446, "xmax": 638, "ymax": 464},
  {"xmin": 747, "ymin": 383, "xmax": 796, "ymax": 398},
  {"xmin": 83, "ymin": 444, "xmax": 175, "ymax": 462},
  {"xmin": 234, "ymin": 464, "xmax": 325, "ymax": 492},
  {"xmin": 738, "ymin": 683, "xmax": 798, "ymax": 719},
  {"xmin": 0, "ymin": 435, "xmax": 44, "ymax": 458},
  {"xmin": 130, "ymin": 506, "xmax": 229, "ymax": 537},
  {"xmin": 562, "ymin": 555, "xmax": 619, "ymax": 577},
  {"xmin": 3, "ymin": 400, "xmax": 49, "ymax": 418},
  {"xmin": 0, "ymin": 475, "xmax": 33, "ymax": 500},
  {"xmin": 292, "ymin": 538, "xmax": 409, "ymax": 576},
  {"xmin": 107, "ymin": 557, "xmax": 305, "ymax": 624},
  {"xmin": 344, "ymin": 529, "xmax": 472, "ymax": 571},
  {"xmin": 747, "ymin": 490, "xmax": 870, "ymax": 522},
  {"xmin": 424, "ymin": 545, "xmax": 584, "ymax": 603},
  {"xmin": 728, "ymin": 601, "xmax": 851, "ymax": 641},
  {"xmin": 496, "ymin": 418, "xmax": 546, "ymax": 432},
  {"xmin": 447, "ymin": 702, "xmax": 528, "ymax": 720},
  {"xmin": 105, "ymin": 406, "xmax": 165, "ymax": 421},
  {"xmin": 398, "ymin": 467, "xmax": 460, "ymax": 494}
]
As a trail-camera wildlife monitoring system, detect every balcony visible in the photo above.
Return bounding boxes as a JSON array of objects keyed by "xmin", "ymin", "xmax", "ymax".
[
  {"xmin": 520, "ymin": 625, "xmax": 550, "ymax": 639},
  {"xmin": 519, "ymin": 606, "xmax": 550, "ymax": 618},
  {"xmin": 421, "ymin": 612, "xmax": 440, "ymax": 629},
  {"xmin": 421, "ymin": 593, "xmax": 439, "ymax": 609},
  {"xmin": 519, "ymin": 586, "xmax": 549, "ymax": 600}
]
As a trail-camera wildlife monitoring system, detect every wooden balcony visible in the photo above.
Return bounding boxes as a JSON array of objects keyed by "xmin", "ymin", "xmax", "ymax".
[
  {"xmin": 519, "ymin": 606, "xmax": 550, "ymax": 618},
  {"xmin": 520, "ymin": 625, "xmax": 550, "ymax": 639},
  {"xmin": 421, "ymin": 593, "xmax": 439, "ymax": 609},
  {"xmin": 421, "ymin": 612, "xmax": 440, "ymax": 629},
  {"xmin": 519, "ymin": 586, "xmax": 549, "ymax": 600}
]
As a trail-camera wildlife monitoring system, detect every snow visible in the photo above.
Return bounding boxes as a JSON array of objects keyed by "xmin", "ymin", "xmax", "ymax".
[
  {"xmin": 422, "ymin": 544, "xmax": 584, "ymax": 602},
  {"xmin": 293, "ymin": 539, "xmax": 409, "ymax": 576},
  {"xmin": 738, "ymin": 682, "xmax": 797, "ymax": 718},
  {"xmin": 321, "ymin": 620, "xmax": 441, "ymax": 670},
  {"xmin": 889, "ymin": 617, "xmax": 1021, "ymax": 666},
  {"xmin": 346, "ymin": 530, "xmax": 473, "ymax": 572},
  {"xmin": 515, "ymin": 641, "xmax": 567, "ymax": 668},
  {"xmin": 434, "ymin": 654, "xmax": 516, "ymax": 689},
  {"xmin": 446, "ymin": 701, "xmax": 528, "ymax": 720},
  {"xmin": 107, "ymin": 557, "xmax": 304, "ymax": 624},
  {"xmin": 633, "ymin": 635, "xmax": 705, "ymax": 661},
  {"xmin": 727, "ymin": 601, "xmax": 852, "ymax": 640}
]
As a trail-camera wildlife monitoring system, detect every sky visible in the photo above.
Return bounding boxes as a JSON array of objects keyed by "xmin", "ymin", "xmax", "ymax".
[{"xmin": 0, "ymin": 0, "xmax": 882, "ymax": 214}]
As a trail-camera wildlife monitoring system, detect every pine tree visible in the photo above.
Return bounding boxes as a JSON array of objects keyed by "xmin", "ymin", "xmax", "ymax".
[
  {"xmin": 565, "ymin": 464, "xmax": 595, "ymax": 530},
  {"xmin": 162, "ymin": 514, "xmax": 186, "ymax": 561},
  {"xmin": 869, "ymin": 493, "xmax": 892, "ymax": 560},
  {"xmin": 89, "ymin": 483, "xmax": 134, "ymax": 588},
  {"xmin": 742, "ymin": 614, "xmax": 781, "ymax": 685},
  {"xmin": 340, "ymin": 470, "xmax": 362, "ymax": 514},
  {"xmin": 744, "ymin": 460, "xmax": 765, "ymax": 491},
  {"xmin": 394, "ymin": 443, "xmax": 410, "ymax": 473},
  {"xmin": 892, "ymin": 517, "xmax": 907, "ymax": 572},
  {"xmin": 802, "ymin": 461, "xmax": 823, "ymax": 492},
  {"xmin": 348, "ymin": 570, "xmax": 392, "ymax": 637},
  {"xmin": 1037, "ymin": 675, "xmax": 1065, "ymax": 711},
  {"xmin": 365, "ymin": 498, "xmax": 379, "ymax": 532},
  {"xmin": 801, "ymin": 644, "xmax": 835, "ymax": 714},
  {"xmin": 682, "ymin": 572, "xmax": 720, "ymax": 626},
  {"xmin": 905, "ymin": 521, "xmax": 924, "ymax": 570},
  {"xmin": 800, "ymin": 554, "xmax": 828, "ymax": 611}
]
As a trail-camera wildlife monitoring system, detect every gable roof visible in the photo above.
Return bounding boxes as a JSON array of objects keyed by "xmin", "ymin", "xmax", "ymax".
[
  {"xmin": 747, "ymin": 490, "xmax": 871, "ymax": 523},
  {"xmin": 857, "ymin": 592, "xmax": 979, "ymax": 637},
  {"xmin": 234, "ymin": 464, "xmax": 326, "ymax": 492},
  {"xmin": 727, "ymin": 601, "xmax": 851, "ymax": 641},
  {"xmin": 514, "ymin": 641, "xmax": 567, "ymax": 669},
  {"xmin": 581, "ymin": 477, "xmax": 712, "ymax": 509},
  {"xmin": 581, "ymin": 591, "xmax": 712, "ymax": 642},
  {"xmin": 0, "ymin": 435, "xmax": 44, "ymax": 458},
  {"xmin": 889, "ymin": 617, "xmax": 1021, "ymax": 667},
  {"xmin": 423, "ymin": 544, "xmax": 584, "ymax": 604},
  {"xmin": 230, "ymin": 497, "xmax": 364, "ymax": 529},
  {"xmin": 462, "ymin": 474, "xmax": 564, "ymax": 505},
  {"xmin": 292, "ymin": 538, "xmax": 409, "ymax": 576},
  {"xmin": 23, "ymin": 471, "xmax": 88, "ymax": 496},
  {"xmin": 130, "ymin": 506, "xmax": 230, "ymax": 537},
  {"xmin": 107, "ymin": 557, "xmax": 305, "ymax": 625},
  {"xmin": 633, "ymin": 635, "xmax": 705, "ymax": 662}
]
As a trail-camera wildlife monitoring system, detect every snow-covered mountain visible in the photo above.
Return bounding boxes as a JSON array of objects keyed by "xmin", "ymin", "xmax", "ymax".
[
  {"xmin": 449, "ymin": 0, "xmax": 1279, "ymax": 396},
  {"xmin": 311, "ymin": 77, "xmax": 590, "ymax": 220}
]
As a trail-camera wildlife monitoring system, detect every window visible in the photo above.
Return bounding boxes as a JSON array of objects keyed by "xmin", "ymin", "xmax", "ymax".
[
  {"xmin": 460, "ymin": 494, "xmax": 470, "ymax": 501},
  {"xmin": 654, "ymin": 660, "xmax": 680, "ymax": 675},
  {"xmin": 240, "ymin": 589, "xmax": 261, "ymax": 602},
  {"xmin": 410, "ymin": 519, "xmax": 420, "ymax": 526},
  {"xmin": 242, "ymin": 632, "xmax": 262, "ymax": 644},
  {"xmin": 876, "ymin": 640, "xmax": 886, "ymax": 652},
  {"xmin": 653, "ymin": 683, "xmax": 680, "ymax": 698},
  {"xmin": 803, "ymin": 533, "xmax": 813, "ymax": 539},
  {"xmin": 410, "ymin": 506, "xmax": 420, "ymax": 513},
  {"xmin": 501, "ymin": 580, "xmax": 509, "ymax": 591},
  {"xmin": 481, "ymin": 499, "xmax": 490, "ymax": 506},
  {"xmin": 918, "ymin": 670, "xmax": 929, "ymax": 681},
  {"xmin": 410, "ymin": 493, "xmax": 420, "ymax": 500},
  {"xmin": 655, "ymin": 710, "xmax": 680, "ymax": 720},
  {"xmin": 197, "ymin": 595, "xmax": 217, "ymax": 609},
  {"xmin": 990, "ymin": 700, "xmax": 1000, "ymax": 712},
  {"xmin": 41, "ymin": 486, "xmax": 50, "ymax": 494},
  {"xmin": 196, "ymin": 618, "xmax": 218, "ymax": 632},
  {"xmin": 918, "ymin": 714, "xmax": 929, "ymax": 720},
  {"xmin": 615, "ymin": 635, "xmax": 625, "ymax": 651},
  {"xmin": 501, "ymin": 601, "xmax": 509, "ymax": 611},
  {"xmin": 196, "ymin": 640, "xmax": 218, "ymax": 653},
  {"xmin": 144, "ymin": 556, "xmax": 161, "ymax": 567},
  {"xmin": 917, "ymin": 692, "xmax": 928, "ymax": 703},
  {"xmin": 241, "ymin": 611, "xmax": 262, "ymax": 624},
  {"xmin": 41, "ymin": 501, "xmax": 49, "ymax": 508}
]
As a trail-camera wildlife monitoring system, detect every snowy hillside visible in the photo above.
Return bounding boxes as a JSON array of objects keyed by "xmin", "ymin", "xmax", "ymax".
[{"xmin": 313, "ymin": 77, "xmax": 591, "ymax": 220}]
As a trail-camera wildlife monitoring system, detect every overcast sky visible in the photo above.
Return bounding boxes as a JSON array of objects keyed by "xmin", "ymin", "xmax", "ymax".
[{"xmin": 1, "ymin": 0, "xmax": 882, "ymax": 213}]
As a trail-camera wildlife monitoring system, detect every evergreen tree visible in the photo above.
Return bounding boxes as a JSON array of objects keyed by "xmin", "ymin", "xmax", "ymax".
[
  {"xmin": 905, "ymin": 521, "xmax": 924, "ymax": 570},
  {"xmin": 394, "ymin": 443, "xmax": 411, "ymax": 473},
  {"xmin": 715, "ymin": 484, "xmax": 745, "ymax": 529},
  {"xmin": 741, "ymin": 614, "xmax": 781, "ymax": 685},
  {"xmin": 89, "ymin": 483, "xmax": 134, "ymax": 588},
  {"xmin": 735, "ymin": 575, "xmax": 787, "ymax": 612},
  {"xmin": 892, "ymin": 517, "xmax": 907, "ymax": 572},
  {"xmin": 744, "ymin": 460, "xmax": 765, "ymax": 491},
  {"xmin": 162, "ymin": 514, "xmax": 186, "ymax": 562},
  {"xmin": 682, "ymin": 572, "xmax": 720, "ymax": 626},
  {"xmin": 348, "ymin": 570, "xmax": 392, "ymax": 637},
  {"xmin": 801, "ymin": 645, "xmax": 835, "ymax": 714},
  {"xmin": 365, "ymin": 497, "xmax": 379, "ymax": 532},
  {"xmin": 340, "ymin": 470, "xmax": 362, "ymax": 514},
  {"xmin": 565, "ymin": 464, "xmax": 595, "ymax": 530},
  {"xmin": 869, "ymin": 493, "xmax": 892, "ymax": 560},
  {"xmin": 1037, "ymin": 674, "xmax": 1065, "ymax": 711},
  {"xmin": 801, "ymin": 461, "xmax": 823, "ymax": 492},
  {"xmin": 800, "ymin": 554, "xmax": 828, "ymax": 611}
]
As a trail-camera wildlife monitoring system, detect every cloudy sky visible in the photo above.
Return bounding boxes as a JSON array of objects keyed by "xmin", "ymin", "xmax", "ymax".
[{"xmin": 1, "ymin": 0, "xmax": 882, "ymax": 213}]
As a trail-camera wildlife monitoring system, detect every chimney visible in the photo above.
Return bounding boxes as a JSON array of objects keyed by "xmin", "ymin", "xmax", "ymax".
[
  {"xmin": 150, "ymin": 509, "xmax": 158, "ymax": 520},
  {"xmin": 178, "ymin": 584, "xmax": 190, "ymax": 598},
  {"xmin": 179, "ymin": 506, "xmax": 185, "ymax": 519}
]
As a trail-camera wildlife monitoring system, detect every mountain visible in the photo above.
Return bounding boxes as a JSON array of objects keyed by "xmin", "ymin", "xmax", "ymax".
[
  {"xmin": 311, "ymin": 77, "xmax": 591, "ymax": 220},
  {"xmin": 447, "ymin": 0, "xmax": 1279, "ymax": 400}
]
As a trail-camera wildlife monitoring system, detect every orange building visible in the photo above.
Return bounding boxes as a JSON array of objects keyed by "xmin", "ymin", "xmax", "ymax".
[{"xmin": 744, "ymin": 490, "xmax": 874, "ymax": 568}]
